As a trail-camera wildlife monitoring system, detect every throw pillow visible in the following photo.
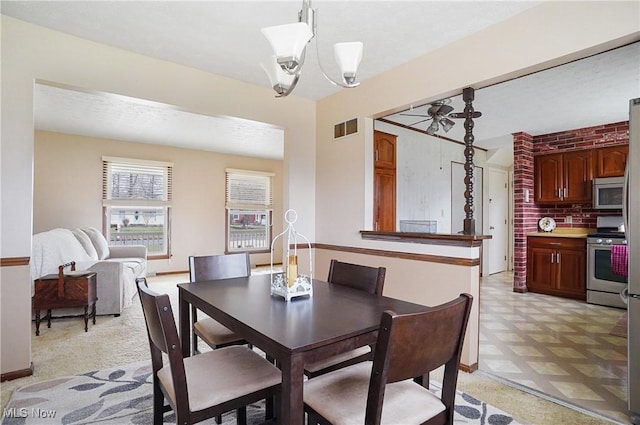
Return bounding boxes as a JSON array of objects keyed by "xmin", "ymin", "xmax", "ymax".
[
  {"xmin": 82, "ymin": 227, "xmax": 110, "ymax": 260},
  {"xmin": 72, "ymin": 228, "xmax": 99, "ymax": 260}
]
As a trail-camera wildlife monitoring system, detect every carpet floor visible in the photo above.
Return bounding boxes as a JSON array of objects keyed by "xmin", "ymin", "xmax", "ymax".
[
  {"xmin": 0, "ymin": 272, "xmax": 615, "ymax": 425},
  {"xmin": 2, "ymin": 360, "xmax": 523, "ymax": 425}
]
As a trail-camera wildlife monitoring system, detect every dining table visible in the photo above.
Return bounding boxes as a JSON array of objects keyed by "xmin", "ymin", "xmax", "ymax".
[{"xmin": 178, "ymin": 273, "xmax": 429, "ymax": 425}]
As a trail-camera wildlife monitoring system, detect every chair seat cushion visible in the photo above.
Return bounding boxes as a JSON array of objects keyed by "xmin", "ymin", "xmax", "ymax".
[
  {"xmin": 194, "ymin": 316, "xmax": 244, "ymax": 346},
  {"xmin": 304, "ymin": 361, "xmax": 445, "ymax": 425},
  {"xmin": 158, "ymin": 346, "xmax": 281, "ymax": 412},
  {"xmin": 305, "ymin": 346, "xmax": 371, "ymax": 373}
]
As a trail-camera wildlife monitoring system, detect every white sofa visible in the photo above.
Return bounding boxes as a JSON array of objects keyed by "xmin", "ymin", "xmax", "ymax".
[{"xmin": 30, "ymin": 227, "xmax": 147, "ymax": 316}]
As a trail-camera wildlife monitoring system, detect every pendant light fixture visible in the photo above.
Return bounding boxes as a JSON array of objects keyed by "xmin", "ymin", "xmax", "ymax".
[{"xmin": 261, "ymin": 0, "xmax": 363, "ymax": 97}]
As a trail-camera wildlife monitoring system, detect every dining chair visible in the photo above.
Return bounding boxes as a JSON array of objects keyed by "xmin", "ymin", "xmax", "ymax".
[
  {"xmin": 188, "ymin": 253, "xmax": 251, "ymax": 355},
  {"xmin": 136, "ymin": 278, "xmax": 281, "ymax": 425},
  {"xmin": 304, "ymin": 293, "xmax": 473, "ymax": 425},
  {"xmin": 303, "ymin": 259, "xmax": 386, "ymax": 378}
]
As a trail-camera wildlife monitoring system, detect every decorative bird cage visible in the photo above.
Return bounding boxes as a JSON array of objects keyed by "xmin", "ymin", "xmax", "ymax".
[{"xmin": 270, "ymin": 209, "xmax": 313, "ymax": 301}]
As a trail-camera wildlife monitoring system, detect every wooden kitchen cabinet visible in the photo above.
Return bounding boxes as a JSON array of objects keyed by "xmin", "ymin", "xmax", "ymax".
[
  {"xmin": 527, "ymin": 236, "xmax": 586, "ymax": 300},
  {"xmin": 534, "ymin": 150, "xmax": 593, "ymax": 203},
  {"xmin": 374, "ymin": 130, "xmax": 397, "ymax": 169},
  {"xmin": 534, "ymin": 153, "xmax": 563, "ymax": 203},
  {"xmin": 373, "ymin": 130, "xmax": 396, "ymax": 231},
  {"xmin": 595, "ymin": 145, "xmax": 628, "ymax": 177}
]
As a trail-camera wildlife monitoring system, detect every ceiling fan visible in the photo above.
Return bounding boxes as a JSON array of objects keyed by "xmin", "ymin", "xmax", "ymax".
[{"xmin": 400, "ymin": 98, "xmax": 481, "ymax": 135}]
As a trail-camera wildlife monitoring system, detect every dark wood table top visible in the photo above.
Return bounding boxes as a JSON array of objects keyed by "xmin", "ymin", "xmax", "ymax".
[
  {"xmin": 178, "ymin": 273, "xmax": 429, "ymax": 354},
  {"xmin": 177, "ymin": 273, "xmax": 430, "ymax": 424}
]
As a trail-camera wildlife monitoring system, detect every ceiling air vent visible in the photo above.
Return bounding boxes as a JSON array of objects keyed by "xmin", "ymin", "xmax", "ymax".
[{"xmin": 334, "ymin": 118, "xmax": 358, "ymax": 139}]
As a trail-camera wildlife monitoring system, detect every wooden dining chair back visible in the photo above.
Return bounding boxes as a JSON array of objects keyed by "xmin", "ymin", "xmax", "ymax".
[
  {"xmin": 189, "ymin": 252, "xmax": 251, "ymax": 282},
  {"xmin": 137, "ymin": 278, "xmax": 281, "ymax": 425},
  {"xmin": 188, "ymin": 253, "xmax": 251, "ymax": 355},
  {"xmin": 304, "ymin": 293, "xmax": 473, "ymax": 425},
  {"xmin": 304, "ymin": 260, "xmax": 387, "ymax": 378},
  {"xmin": 327, "ymin": 259, "xmax": 386, "ymax": 295}
]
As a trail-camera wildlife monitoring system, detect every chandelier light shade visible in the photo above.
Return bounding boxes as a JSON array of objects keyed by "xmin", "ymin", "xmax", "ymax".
[
  {"xmin": 261, "ymin": 0, "xmax": 363, "ymax": 97},
  {"xmin": 334, "ymin": 42, "xmax": 363, "ymax": 85},
  {"xmin": 260, "ymin": 56, "xmax": 298, "ymax": 96},
  {"xmin": 426, "ymin": 120, "xmax": 439, "ymax": 135},
  {"xmin": 261, "ymin": 22, "xmax": 313, "ymax": 73}
]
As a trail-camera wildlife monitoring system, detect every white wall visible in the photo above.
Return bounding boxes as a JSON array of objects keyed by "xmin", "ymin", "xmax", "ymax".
[
  {"xmin": 33, "ymin": 131, "xmax": 284, "ymax": 272},
  {"xmin": 1, "ymin": 15, "xmax": 316, "ymax": 375},
  {"xmin": 314, "ymin": 1, "xmax": 639, "ymax": 369},
  {"xmin": 315, "ymin": 1, "xmax": 640, "ymax": 250},
  {"xmin": 375, "ymin": 120, "xmax": 488, "ymax": 234},
  {"xmin": 2, "ymin": 1, "xmax": 639, "ymax": 376}
]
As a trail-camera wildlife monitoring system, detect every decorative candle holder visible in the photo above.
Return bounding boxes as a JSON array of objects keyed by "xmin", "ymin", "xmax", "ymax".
[{"xmin": 270, "ymin": 209, "xmax": 313, "ymax": 301}]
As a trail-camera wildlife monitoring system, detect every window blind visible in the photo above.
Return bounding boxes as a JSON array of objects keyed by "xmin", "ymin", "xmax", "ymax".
[
  {"xmin": 225, "ymin": 169, "xmax": 274, "ymax": 210},
  {"xmin": 103, "ymin": 157, "xmax": 173, "ymax": 206}
]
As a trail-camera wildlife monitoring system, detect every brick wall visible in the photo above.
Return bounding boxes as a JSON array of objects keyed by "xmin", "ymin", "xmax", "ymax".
[{"xmin": 512, "ymin": 121, "xmax": 628, "ymax": 292}]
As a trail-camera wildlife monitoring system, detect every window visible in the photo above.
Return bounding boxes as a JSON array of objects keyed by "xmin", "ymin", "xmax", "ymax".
[
  {"xmin": 225, "ymin": 169, "xmax": 274, "ymax": 253},
  {"xmin": 103, "ymin": 156, "xmax": 173, "ymax": 258}
]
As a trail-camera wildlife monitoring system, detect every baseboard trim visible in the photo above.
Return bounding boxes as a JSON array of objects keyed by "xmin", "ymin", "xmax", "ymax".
[
  {"xmin": 155, "ymin": 270, "xmax": 188, "ymax": 276},
  {"xmin": 1, "ymin": 362, "xmax": 34, "ymax": 382}
]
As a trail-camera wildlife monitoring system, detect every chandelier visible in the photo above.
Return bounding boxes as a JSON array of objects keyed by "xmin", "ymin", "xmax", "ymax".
[{"xmin": 260, "ymin": 0, "xmax": 364, "ymax": 98}]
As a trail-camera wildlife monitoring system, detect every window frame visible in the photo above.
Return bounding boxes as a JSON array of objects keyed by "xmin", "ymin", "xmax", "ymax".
[
  {"xmin": 225, "ymin": 168, "xmax": 274, "ymax": 254},
  {"xmin": 102, "ymin": 156, "xmax": 173, "ymax": 260}
]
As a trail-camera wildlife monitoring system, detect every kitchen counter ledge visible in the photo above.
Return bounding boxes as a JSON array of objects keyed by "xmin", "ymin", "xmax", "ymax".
[
  {"xmin": 360, "ymin": 230, "xmax": 491, "ymax": 247},
  {"xmin": 527, "ymin": 227, "xmax": 594, "ymax": 238}
]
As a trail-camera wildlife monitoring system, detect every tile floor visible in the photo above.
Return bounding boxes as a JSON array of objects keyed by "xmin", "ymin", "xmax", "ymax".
[{"xmin": 479, "ymin": 271, "xmax": 630, "ymax": 424}]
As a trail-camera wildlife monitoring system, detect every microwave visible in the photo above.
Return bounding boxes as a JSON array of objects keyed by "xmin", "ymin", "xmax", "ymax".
[{"xmin": 593, "ymin": 177, "xmax": 625, "ymax": 209}]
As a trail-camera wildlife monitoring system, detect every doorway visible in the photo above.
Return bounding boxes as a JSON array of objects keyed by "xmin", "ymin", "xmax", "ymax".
[{"xmin": 487, "ymin": 168, "xmax": 509, "ymax": 274}]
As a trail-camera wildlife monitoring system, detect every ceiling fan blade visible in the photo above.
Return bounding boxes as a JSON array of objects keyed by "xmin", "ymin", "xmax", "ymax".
[
  {"xmin": 427, "ymin": 105, "xmax": 442, "ymax": 116},
  {"xmin": 428, "ymin": 104, "xmax": 454, "ymax": 117},
  {"xmin": 439, "ymin": 104, "xmax": 454, "ymax": 115},
  {"xmin": 407, "ymin": 118, "xmax": 432, "ymax": 127},
  {"xmin": 400, "ymin": 113, "xmax": 430, "ymax": 118},
  {"xmin": 449, "ymin": 111, "xmax": 483, "ymax": 119}
]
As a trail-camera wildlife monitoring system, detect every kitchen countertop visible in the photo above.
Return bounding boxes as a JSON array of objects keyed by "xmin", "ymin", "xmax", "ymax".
[{"xmin": 527, "ymin": 227, "xmax": 594, "ymax": 238}]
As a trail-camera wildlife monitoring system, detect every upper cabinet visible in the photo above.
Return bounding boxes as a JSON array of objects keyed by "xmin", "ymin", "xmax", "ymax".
[
  {"xmin": 373, "ymin": 130, "xmax": 397, "ymax": 232},
  {"xmin": 534, "ymin": 150, "xmax": 593, "ymax": 204},
  {"xmin": 374, "ymin": 131, "xmax": 397, "ymax": 169},
  {"xmin": 595, "ymin": 145, "xmax": 628, "ymax": 178}
]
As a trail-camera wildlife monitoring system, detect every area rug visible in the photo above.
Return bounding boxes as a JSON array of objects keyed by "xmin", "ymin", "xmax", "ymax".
[
  {"xmin": 2, "ymin": 360, "xmax": 521, "ymax": 425},
  {"xmin": 610, "ymin": 312, "xmax": 628, "ymax": 338}
]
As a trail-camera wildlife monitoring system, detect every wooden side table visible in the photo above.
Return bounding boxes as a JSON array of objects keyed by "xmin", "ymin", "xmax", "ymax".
[{"xmin": 33, "ymin": 262, "xmax": 98, "ymax": 336}]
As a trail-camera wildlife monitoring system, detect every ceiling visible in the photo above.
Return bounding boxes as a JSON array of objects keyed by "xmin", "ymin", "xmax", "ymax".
[
  {"xmin": 3, "ymin": 1, "xmax": 639, "ymax": 158},
  {"xmin": 383, "ymin": 42, "xmax": 640, "ymax": 151}
]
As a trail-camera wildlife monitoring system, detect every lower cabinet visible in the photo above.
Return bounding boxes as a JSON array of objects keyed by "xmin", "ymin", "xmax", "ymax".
[{"xmin": 527, "ymin": 236, "xmax": 586, "ymax": 300}]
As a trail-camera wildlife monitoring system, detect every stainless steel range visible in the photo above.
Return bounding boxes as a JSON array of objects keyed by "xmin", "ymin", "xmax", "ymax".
[{"xmin": 586, "ymin": 216, "xmax": 628, "ymax": 309}]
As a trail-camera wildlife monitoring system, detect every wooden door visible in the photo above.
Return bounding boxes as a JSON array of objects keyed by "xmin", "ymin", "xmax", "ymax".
[
  {"xmin": 563, "ymin": 150, "xmax": 592, "ymax": 202},
  {"xmin": 373, "ymin": 130, "xmax": 396, "ymax": 231},
  {"xmin": 595, "ymin": 145, "xmax": 628, "ymax": 177},
  {"xmin": 487, "ymin": 168, "xmax": 508, "ymax": 274},
  {"xmin": 534, "ymin": 154, "xmax": 563, "ymax": 203}
]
